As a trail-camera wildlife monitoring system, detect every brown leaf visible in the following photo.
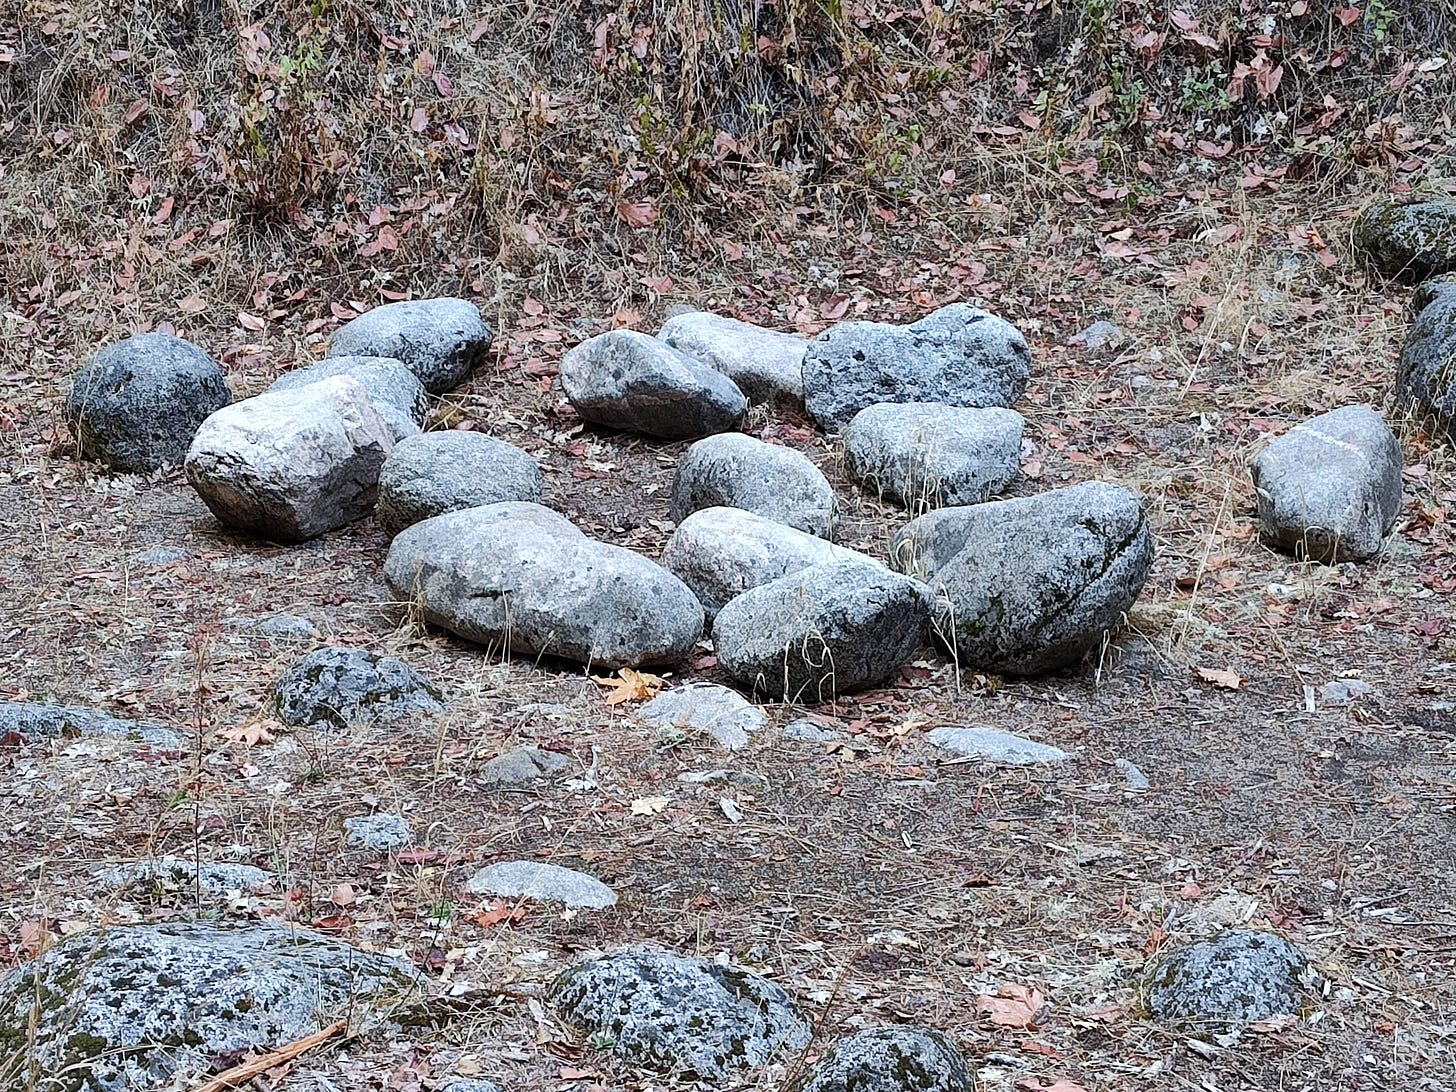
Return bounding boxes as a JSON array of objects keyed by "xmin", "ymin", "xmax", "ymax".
[
  {"xmin": 218, "ymin": 720, "xmax": 278, "ymax": 746},
  {"xmin": 615, "ymin": 198, "xmax": 659, "ymax": 228},
  {"xmin": 471, "ymin": 901, "xmax": 527, "ymax": 926},
  {"xmin": 977, "ymin": 983, "xmax": 1048, "ymax": 1029},
  {"xmin": 1194, "ymin": 665, "xmax": 1243, "ymax": 690},
  {"xmin": 331, "ymin": 883, "xmax": 356, "ymax": 907}
]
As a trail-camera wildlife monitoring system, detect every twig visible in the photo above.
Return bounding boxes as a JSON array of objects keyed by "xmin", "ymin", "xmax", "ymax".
[{"xmin": 191, "ymin": 1018, "xmax": 347, "ymax": 1092}]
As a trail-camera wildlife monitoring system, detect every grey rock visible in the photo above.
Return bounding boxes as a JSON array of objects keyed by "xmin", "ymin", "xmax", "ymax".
[
  {"xmin": 1070, "ymin": 321, "xmax": 1124, "ymax": 351},
  {"xmin": 551, "ymin": 951, "xmax": 809, "ymax": 1078},
  {"xmin": 480, "ymin": 746, "xmax": 572, "ymax": 786},
  {"xmin": 713, "ymin": 561, "xmax": 930, "ymax": 702},
  {"xmin": 671, "ymin": 433, "xmax": 836, "ymax": 537},
  {"xmin": 1396, "ymin": 278, "xmax": 1456, "ymax": 437},
  {"xmin": 384, "ymin": 503, "xmax": 704, "ymax": 668},
  {"xmin": 94, "ymin": 856, "xmax": 272, "ymax": 896},
  {"xmin": 786, "ymin": 1026, "xmax": 975, "ymax": 1092},
  {"xmin": 560, "ymin": 330, "xmax": 747, "ymax": 439},
  {"xmin": 440, "ymin": 1082, "xmax": 503, "ymax": 1092},
  {"xmin": 802, "ymin": 304, "xmax": 1031, "ymax": 430},
  {"xmin": 0, "ymin": 921, "xmax": 416, "ymax": 1092},
  {"xmin": 678, "ymin": 768, "xmax": 770, "ymax": 790},
  {"xmin": 327, "ymin": 298, "xmax": 492, "ymax": 393},
  {"xmin": 185, "ymin": 376, "xmax": 394, "ymax": 543},
  {"xmin": 343, "ymin": 813, "xmax": 415, "ymax": 851},
  {"xmin": 66, "ymin": 333, "xmax": 231, "ymax": 473},
  {"xmin": 1353, "ymin": 195, "xmax": 1456, "ymax": 280},
  {"xmin": 268, "ymin": 355, "xmax": 428, "ymax": 443},
  {"xmin": 512, "ymin": 701, "xmax": 576, "ymax": 721},
  {"xmin": 132, "ymin": 546, "xmax": 192, "ymax": 567},
  {"xmin": 1146, "ymin": 929, "xmax": 1311, "ymax": 1030},
  {"xmin": 1251, "ymin": 406, "xmax": 1403, "ymax": 563},
  {"xmin": 1320, "ymin": 678, "xmax": 1373, "ymax": 707},
  {"xmin": 1116, "ymin": 757, "xmax": 1151, "ymax": 791},
  {"xmin": 272, "ymin": 647, "xmax": 443, "ymax": 729},
  {"xmin": 465, "ymin": 861, "xmax": 617, "ymax": 909},
  {"xmin": 376, "ymin": 430, "xmax": 545, "ymax": 536},
  {"xmin": 927, "ymin": 726, "xmax": 1069, "ymax": 765},
  {"xmin": 0, "ymin": 700, "xmax": 181, "ymax": 749},
  {"xmin": 843, "ymin": 403, "xmax": 1023, "ymax": 511},
  {"xmin": 225, "ymin": 614, "xmax": 318, "ymax": 640},
  {"xmin": 662, "ymin": 506, "xmax": 881, "ymax": 619},
  {"xmin": 783, "ymin": 719, "xmax": 842, "ymax": 742},
  {"xmin": 893, "ymin": 482, "xmax": 1153, "ymax": 676},
  {"xmin": 659, "ymin": 311, "xmax": 807, "ymax": 408},
  {"xmin": 638, "ymin": 683, "xmax": 767, "ymax": 750}
]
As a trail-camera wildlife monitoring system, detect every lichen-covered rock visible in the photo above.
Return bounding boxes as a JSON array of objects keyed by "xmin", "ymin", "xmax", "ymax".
[
  {"xmin": 1353, "ymin": 195, "xmax": 1456, "ymax": 281},
  {"xmin": 465, "ymin": 861, "xmax": 617, "ymax": 909},
  {"xmin": 0, "ymin": 701, "xmax": 181, "ymax": 749},
  {"xmin": 1251, "ymin": 405, "xmax": 1402, "ymax": 563},
  {"xmin": 94, "ymin": 857, "xmax": 272, "ymax": 897},
  {"xmin": 0, "ymin": 921, "xmax": 416, "ymax": 1092},
  {"xmin": 551, "ymin": 951, "xmax": 809, "ymax": 1078},
  {"xmin": 1396, "ymin": 276, "xmax": 1456, "ymax": 438},
  {"xmin": 1146, "ymin": 929, "xmax": 1311, "ymax": 1030},
  {"xmin": 802, "ymin": 304, "xmax": 1031, "ymax": 430},
  {"xmin": 671, "ymin": 433, "xmax": 836, "ymax": 537},
  {"xmin": 637, "ymin": 683, "xmax": 767, "ymax": 750},
  {"xmin": 343, "ymin": 813, "xmax": 415, "ymax": 851},
  {"xmin": 268, "ymin": 355, "xmax": 428, "ymax": 442},
  {"xmin": 327, "ymin": 298, "xmax": 492, "ymax": 393},
  {"xmin": 440, "ymin": 1081, "xmax": 503, "ymax": 1092},
  {"xmin": 272, "ymin": 647, "xmax": 443, "ymax": 729},
  {"xmin": 65, "ymin": 333, "xmax": 231, "ymax": 472},
  {"xmin": 659, "ymin": 311, "xmax": 807, "ymax": 409},
  {"xmin": 376, "ymin": 430, "xmax": 545, "ymax": 535},
  {"xmin": 787, "ymin": 1026, "xmax": 976, "ymax": 1092}
]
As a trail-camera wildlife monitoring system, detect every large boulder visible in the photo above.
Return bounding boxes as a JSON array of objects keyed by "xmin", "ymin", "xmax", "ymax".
[
  {"xmin": 801, "ymin": 304, "xmax": 1031, "ymax": 430},
  {"xmin": 1396, "ymin": 276, "xmax": 1456, "ymax": 437},
  {"xmin": 560, "ymin": 330, "xmax": 747, "ymax": 439},
  {"xmin": 326, "ymin": 297, "xmax": 491, "ymax": 393},
  {"xmin": 65, "ymin": 333, "xmax": 230, "ymax": 473},
  {"xmin": 376, "ymin": 430, "xmax": 545, "ymax": 535},
  {"xmin": 185, "ymin": 375, "xmax": 394, "ymax": 543},
  {"xmin": 1353, "ymin": 195, "xmax": 1456, "ymax": 281},
  {"xmin": 659, "ymin": 311, "xmax": 807, "ymax": 409},
  {"xmin": 267, "ymin": 355, "xmax": 428, "ymax": 442},
  {"xmin": 787, "ymin": 1026, "xmax": 976, "ymax": 1092},
  {"xmin": 671, "ymin": 433, "xmax": 836, "ymax": 537},
  {"xmin": 843, "ymin": 402, "xmax": 1024, "ymax": 511},
  {"xmin": 713, "ymin": 561, "xmax": 930, "ymax": 702},
  {"xmin": 0, "ymin": 922, "xmax": 415, "ymax": 1092},
  {"xmin": 894, "ymin": 482, "xmax": 1153, "ymax": 676},
  {"xmin": 551, "ymin": 951, "xmax": 809, "ymax": 1078},
  {"xmin": 661, "ymin": 506, "xmax": 880, "ymax": 618},
  {"xmin": 272, "ymin": 646, "xmax": 444, "ymax": 729},
  {"xmin": 384, "ymin": 503, "xmax": 704, "ymax": 668},
  {"xmin": 1145, "ymin": 929, "xmax": 1311, "ymax": 1031},
  {"xmin": 1251, "ymin": 405, "xmax": 1402, "ymax": 563}
]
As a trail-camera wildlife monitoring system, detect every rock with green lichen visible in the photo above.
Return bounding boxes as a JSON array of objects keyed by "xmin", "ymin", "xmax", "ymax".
[
  {"xmin": 1397, "ymin": 275, "xmax": 1456, "ymax": 437},
  {"xmin": 0, "ymin": 700, "xmax": 181, "ymax": 749},
  {"xmin": 272, "ymin": 646, "xmax": 443, "ymax": 729},
  {"xmin": 787, "ymin": 1026, "xmax": 975, "ymax": 1092},
  {"xmin": 0, "ymin": 921, "xmax": 417, "ymax": 1092},
  {"xmin": 1145, "ymin": 928, "xmax": 1311, "ymax": 1031},
  {"xmin": 1354, "ymin": 196, "xmax": 1456, "ymax": 281},
  {"xmin": 551, "ymin": 951, "xmax": 809, "ymax": 1078}
]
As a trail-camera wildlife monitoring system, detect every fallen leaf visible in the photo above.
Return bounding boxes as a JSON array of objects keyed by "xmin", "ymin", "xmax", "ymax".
[
  {"xmin": 615, "ymin": 198, "xmax": 659, "ymax": 228},
  {"xmin": 1194, "ymin": 665, "xmax": 1243, "ymax": 690},
  {"xmin": 1249, "ymin": 1013, "xmax": 1298, "ymax": 1034},
  {"xmin": 331, "ymin": 883, "xmax": 356, "ymax": 907},
  {"xmin": 471, "ymin": 901, "xmax": 527, "ymax": 926},
  {"xmin": 1016, "ymin": 1079, "xmax": 1088, "ymax": 1092},
  {"xmin": 592, "ymin": 668, "xmax": 664, "ymax": 705},
  {"xmin": 977, "ymin": 983, "xmax": 1048, "ymax": 1029},
  {"xmin": 630, "ymin": 795, "xmax": 671, "ymax": 816},
  {"xmin": 218, "ymin": 720, "xmax": 278, "ymax": 745}
]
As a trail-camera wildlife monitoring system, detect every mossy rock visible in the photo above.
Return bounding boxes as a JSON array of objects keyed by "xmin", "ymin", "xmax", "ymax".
[
  {"xmin": 1143, "ymin": 928, "xmax": 1310, "ymax": 1031},
  {"xmin": 787, "ymin": 1026, "xmax": 976, "ymax": 1092},
  {"xmin": 272, "ymin": 646, "xmax": 444, "ymax": 729},
  {"xmin": 1354, "ymin": 196, "xmax": 1456, "ymax": 281}
]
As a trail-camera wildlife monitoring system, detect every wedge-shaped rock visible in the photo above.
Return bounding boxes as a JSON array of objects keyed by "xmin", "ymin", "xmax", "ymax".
[
  {"xmin": 659, "ymin": 311, "xmax": 807, "ymax": 408},
  {"xmin": 327, "ymin": 297, "xmax": 491, "ymax": 392},
  {"xmin": 377, "ymin": 430, "xmax": 545, "ymax": 535},
  {"xmin": 671, "ymin": 432, "xmax": 836, "ymax": 537},
  {"xmin": 385, "ymin": 503, "xmax": 703, "ymax": 668},
  {"xmin": 185, "ymin": 375, "xmax": 393, "ymax": 543},
  {"xmin": 1353, "ymin": 195, "xmax": 1456, "ymax": 281},
  {"xmin": 560, "ymin": 330, "xmax": 747, "ymax": 439},
  {"xmin": 787, "ymin": 1026, "xmax": 976, "ymax": 1092},
  {"xmin": 268, "ymin": 355, "xmax": 427, "ymax": 442}
]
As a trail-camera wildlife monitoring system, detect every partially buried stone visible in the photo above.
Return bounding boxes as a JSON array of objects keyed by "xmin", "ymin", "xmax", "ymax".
[
  {"xmin": 344, "ymin": 813, "xmax": 414, "ymax": 851},
  {"xmin": 927, "ymin": 726, "xmax": 1069, "ymax": 765},
  {"xmin": 1145, "ymin": 929, "xmax": 1312, "ymax": 1031},
  {"xmin": 267, "ymin": 355, "xmax": 428, "ymax": 443},
  {"xmin": 1353, "ymin": 195, "xmax": 1456, "ymax": 281},
  {"xmin": 225, "ymin": 614, "xmax": 318, "ymax": 640},
  {"xmin": 465, "ymin": 861, "xmax": 617, "ymax": 909},
  {"xmin": 670, "ymin": 432, "xmax": 836, "ymax": 537},
  {"xmin": 637, "ymin": 683, "xmax": 766, "ymax": 750},
  {"xmin": 94, "ymin": 857, "xmax": 272, "ymax": 897},
  {"xmin": 786, "ymin": 1026, "xmax": 976, "ymax": 1092},
  {"xmin": 0, "ymin": 700, "xmax": 181, "ymax": 749},
  {"xmin": 480, "ymin": 746, "xmax": 571, "ymax": 786},
  {"xmin": 327, "ymin": 298, "xmax": 492, "ymax": 393},
  {"xmin": 1396, "ymin": 275, "xmax": 1456, "ymax": 438},
  {"xmin": 272, "ymin": 647, "xmax": 443, "ymax": 729}
]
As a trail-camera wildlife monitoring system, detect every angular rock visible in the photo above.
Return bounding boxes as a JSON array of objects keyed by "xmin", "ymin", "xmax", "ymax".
[
  {"xmin": 66, "ymin": 333, "xmax": 231, "ymax": 473},
  {"xmin": 638, "ymin": 683, "xmax": 766, "ymax": 750},
  {"xmin": 783, "ymin": 719, "xmax": 842, "ymax": 742},
  {"xmin": 385, "ymin": 503, "xmax": 703, "ymax": 668},
  {"xmin": 1146, "ymin": 929, "xmax": 1311, "ymax": 1030},
  {"xmin": 671, "ymin": 433, "xmax": 836, "ymax": 537},
  {"xmin": 479, "ymin": 746, "xmax": 572, "ymax": 786},
  {"xmin": 892, "ymin": 482, "xmax": 1153, "ymax": 676},
  {"xmin": 713, "ymin": 561, "xmax": 930, "ymax": 702},
  {"xmin": 272, "ymin": 647, "xmax": 443, "ymax": 729},
  {"xmin": 1251, "ymin": 405, "xmax": 1402, "ymax": 563},
  {"xmin": 185, "ymin": 376, "xmax": 394, "ymax": 543},
  {"xmin": 843, "ymin": 402, "xmax": 1023, "ymax": 511},
  {"xmin": 327, "ymin": 297, "xmax": 492, "ymax": 393},
  {"xmin": 560, "ymin": 330, "xmax": 747, "ymax": 439},
  {"xmin": 344, "ymin": 813, "xmax": 414, "ymax": 851},
  {"xmin": 95, "ymin": 857, "xmax": 272, "ymax": 897},
  {"xmin": 376, "ymin": 430, "xmax": 545, "ymax": 536},
  {"xmin": 1396, "ymin": 276, "xmax": 1456, "ymax": 437},
  {"xmin": 927, "ymin": 726, "xmax": 1069, "ymax": 765},
  {"xmin": 659, "ymin": 311, "xmax": 807, "ymax": 408},
  {"xmin": 662, "ymin": 506, "xmax": 880, "ymax": 618},
  {"xmin": 787, "ymin": 1026, "xmax": 975, "ymax": 1092},
  {"xmin": 1353, "ymin": 195, "xmax": 1456, "ymax": 281},
  {"xmin": 0, "ymin": 700, "xmax": 181, "ymax": 749},
  {"xmin": 551, "ymin": 951, "xmax": 809, "ymax": 1078},
  {"xmin": 0, "ymin": 922, "xmax": 415, "ymax": 1092},
  {"xmin": 465, "ymin": 861, "xmax": 617, "ymax": 909},
  {"xmin": 268, "ymin": 355, "xmax": 428, "ymax": 442},
  {"xmin": 802, "ymin": 304, "xmax": 1031, "ymax": 430},
  {"xmin": 1116, "ymin": 757, "xmax": 1151, "ymax": 791}
]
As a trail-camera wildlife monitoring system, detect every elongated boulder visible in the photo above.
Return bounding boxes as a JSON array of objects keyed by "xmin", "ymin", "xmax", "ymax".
[
  {"xmin": 671, "ymin": 432, "xmax": 836, "ymax": 536},
  {"xmin": 0, "ymin": 700, "xmax": 180, "ymax": 749},
  {"xmin": 659, "ymin": 311, "xmax": 807, "ymax": 408},
  {"xmin": 376, "ymin": 430, "xmax": 545, "ymax": 535},
  {"xmin": 385, "ymin": 503, "xmax": 703, "ymax": 668},
  {"xmin": 268, "ymin": 355, "xmax": 427, "ymax": 442},
  {"xmin": 327, "ymin": 297, "xmax": 491, "ymax": 393},
  {"xmin": 1353, "ymin": 195, "xmax": 1456, "ymax": 281},
  {"xmin": 787, "ymin": 1026, "xmax": 976, "ymax": 1092},
  {"xmin": 560, "ymin": 330, "xmax": 747, "ymax": 439},
  {"xmin": 1396, "ymin": 276, "xmax": 1456, "ymax": 438},
  {"xmin": 802, "ymin": 304, "xmax": 1030, "ymax": 430}
]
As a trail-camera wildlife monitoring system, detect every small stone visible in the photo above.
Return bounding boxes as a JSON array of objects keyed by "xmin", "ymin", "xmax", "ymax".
[
  {"xmin": 272, "ymin": 647, "xmax": 443, "ymax": 729},
  {"xmin": 1070, "ymin": 321, "xmax": 1124, "ymax": 351},
  {"xmin": 677, "ymin": 768, "xmax": 770, "ymax": 791},
  {"xmin": 480, "ymin": 746, "xmax": 571, "ymax": 786},
  {"xmin": 327, "ymin": 297, "xmax": 492, "ymax": 393},
  {"xmin": 1353, "ymin": 195, "xmax": 1456, "ymax": 281},
  {"xmin": 783, "ymin": 719, "xmax": 842, "ymax": 742},
  {"xmin": 343, "ymin": 813, "xmax": 414, "ymax": 851},
  {"xmin": 1320, "ymin": 678, "xmax": 1373, "ymax": 707},
  {"xmin": 0, "ymin": 700, "xmax": 181, "ymax": 749},
  {"xmin": 376, "ymin": 430, "xmax": 545, "ymax": 535},
  {"xmin": 512, "ymin": 701, "xmax": 575, "ymax": 721},
  {"xmin": 225, "ymin": 615, "xmax": 319, "ymax": 640},
  {"xmin": 94, "ymin": 857, "xmax": 273, "ymax": 897},
  {"xmin": 440, "ymin": 1081, "xmax": 503, "ymax": 1092},
  {"xmin": 267, "ymin": 355, "xmax": 428, "ymax": 443},
  {"xmin": 671, "ymin": 433, "xmax": 836, "ymax": 537},
  {"xmin": 1116, "ymin": 757, "xmax": 1151, "ymax": 791},
  {"xmin": 637, "ymin": 683, "xmax": 767, "ymax": 750},
  {"xmin": 1146, "ymin": 929, "xmax": 1312, "ymax": 1031},
  {"xmin": 132, "ymin": 546, "xmax": 192, "ymax": 567},
  {"xmin": 786, "ymin": 1026, "xmax": 976, "ymax": 1092},
  {"xmin": 926, "ymin": 726, "xmax": 1069, "ymax": 765},
  {"xmin": 465, "ymin": 861, "xmax": 617, "ymax": 909},
  {"xmin": 1396, "ymin": 277, "xmax": 1456, "ymax": 438},
  {"xmin": 659, "ymin": 311, "xmax": 807, "ymax": 409}
]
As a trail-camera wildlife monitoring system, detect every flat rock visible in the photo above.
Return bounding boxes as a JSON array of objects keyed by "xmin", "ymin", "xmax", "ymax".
[
  {"xmin": 465, "ymin": 861, "xmax": 617, "ymax": 909},
  {"xmin": 327, "ymin": 297, "xmax": 491, "ymax": 393},
  {"xmin": 551, "ymin": 951, "xmax": 809, "ymax": 1078},
  {"xmin": 843, "ymin": 402, "xmax": 1024, "ymax": 511},
  {"xmin": 713, "ymin": 561, "xmax": 930, "ymax": 702},
  {"xmin": 344, "ymin": 813, "xmax": 415, "ymax": 851},
  {"xmin": 272, "ymin": 647, "xmax": 443, "ymax": 729},
  {"xmin": 637, "ymin": 683, "xmax": 767, "ymax": 750},
  {"xmin": 662, "ymin": 506, "xmax": 880, "ymax": 619},
  {"xmin": 480, "ymin": 746, "xmax": 572, "ymax": 786},
  {"xmin": 0, "ymin": 700, "xmax": 181, "ymax": 749},
  {"xmin": 802, "ymin": 304, "xmax": 1031, "ymax": 430},
  {"xmin": 185, "ymin": 375, "xmax": 394, "ymax": 543},
  {"xmin": 225, "ymin": 614, "xmax": 318, "ymax": 640},
  {"xmin": 66, "ymin": 333, "xmax": 231, "ymax": 473},
  {"xmin": 385, "ymin": 503, "xmax": 703, "ymax": 668},
  {"xmin": 440, "ymin": 1082, "xmax": 503, "ymax": 1092},
  {"xmin": 376, "ymin": 430, "xmax": 545, "ymax": 535},
  {"xmin": 560, "ymin": 330, "xmax": 747, "ymax": 439},
  {"xmin": 1251, "ymin": 405, "xmax": 1402, "ymax": 563},
  {"xmin": 1070, "ymin": 320, "xmax": 1124, "ymax": 350},
  {"xmin": 787, "ymin": 1026, "xmax": 976, "ymax": 1092},
  {"xmin": 1353, "ymin": 195, "xmax": 1456, "ymax": 280},
  {"xmin": 1396, "ymin": 276, "xmax": 1456, "ymax": 438},
  {"xmin": 783, "ymin": 719, "xmax": 843, "ymax": 742},
  {"xmin": 671, "ymin": 433, "xmax": 836, "ymax": 536},
  {"xmin": 677, "ymin": 767, "xmax": 770, "ymax": 790},
  {"xmin": 95, "ymin": 857, "xmax": 272, "ymax": 896},
  {"xmin": 268, "ymin": 355, "xmax": 428, "ymax": 442},
  {"xmin": 927, "ymin": 726, "xmax": 1069, "ymax": 765},
  {"xmin": 132, "ymin": 545, "xmax": 192, "ymax": 567},
  {"xmin": 659, "ymin": 311, "xmax": 807, "ymax": 408},
  {"xmin": 1146, "ymin": 929, "xmax": 1311, "ymax": 1031}
]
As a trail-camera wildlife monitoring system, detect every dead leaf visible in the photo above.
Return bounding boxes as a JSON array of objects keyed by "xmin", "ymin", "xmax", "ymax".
[
  {"xmin": 471, "ymin": 901, "xmax": 527, "ymax": 926},
  {"xmin": 977, "ymin": 983, "xmax": 1048, "ymax": 1029},
  {"xmin": 630, "ymin": 795, "xmax": 671, "ymax": 816},
  {"xmin": 1016, "ymin": 1079, "xmax": 1088, "ymax": 1092},
  {"xmin": 218, "ymin": 720, "xmax": 278, "ymax": 745},
  {"xmin": 1249, "ymin": 1013, "xmax": 1298, "ymax": 1034},
  {"xmin": 331, "ymin": 883, "xmax": 356, "ymax": 907},
  {"xmin": 615, "ymin": 198, "xmax": 659, "ymax": 228},
  {"xmin": 592, "ymin": 668, "xmax": 664, "ymax": 706},
  {"xmin": 1194, "ymin": 665, "xmax": 1243, "ymax": 690}
]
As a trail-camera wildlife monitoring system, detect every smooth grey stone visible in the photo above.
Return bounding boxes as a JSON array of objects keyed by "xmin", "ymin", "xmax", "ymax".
[
  {"xmin": 1116, "ymin": 757, "xmax": 1151, "ymax": 791},
  {"xmin": 66, "ymin": 333, "xmax": 231, "ymax": 473},
  {"xmin": 376, "ymin": 430, "xmax": 544, "ymax": 536},
  {"xmin": 659, "ymin": 311, "xmax": 807, "ymax": 409},
  {"xmin": 225, "ymin": 615, "xmax": 318, "ymax": 640},
  {"xmin": 343, "ymin": 813, "xmax": 415, "ymax": 851},
  {"xmin": 465, "ymin": 861, "xmax": 617, "ymax": 909},
  {"xmin": 327, "ymin": 298, "xmax": 491, "ymax": 393},
  {"xmin": 786, "ymin": 1026, "xmax": 975, "ymax": 1092},
  {"xmin": 637, "ymin": 683, "xmax": 766, "ymax": 750},
  {"xmin": 1251, "ymin": 405, "xmax": 1402, "ymax": 563},
  {"xmin": 0, "ymin": 700, "xmax": 181, "ymax": 749},
  {"xmin": 132, "ymin": 546, "xmax": 192, "ymax": 567},
  {"xmin": 1353, "ymin": 195, "xmax": 1456, "ymax": 280},
  {"xmin": 1396, "ymin": 277, "xmax": 1456, "ymax": 438},
  {"xmin": 1146, "ymin": 929, "xmax": 1311, "ymax": 1030},
  {"xmin": 927, "ymin": 726, "xmax": 1068, "ymax": 765},
  {"xmin": 480, "ymin": 746, "xmax": 571, "ymax": 786},
  {"xmin": 267, "ymin": 355, "xmax": 427, "ymax": 443},
  {"xmin": 94, "ymin": 857, "xmax": 272, "ymax": 896},
  {"xmin": 272, "ymin": 647, "xmax": 443, "ymax": 729},
  {"xmin": 671, "ymin": 433, "xmax": 836, "ymax": 537},
  {"xmin": 439, "ymin": 1082, "xmax": 503, "ymax": 1092}
]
